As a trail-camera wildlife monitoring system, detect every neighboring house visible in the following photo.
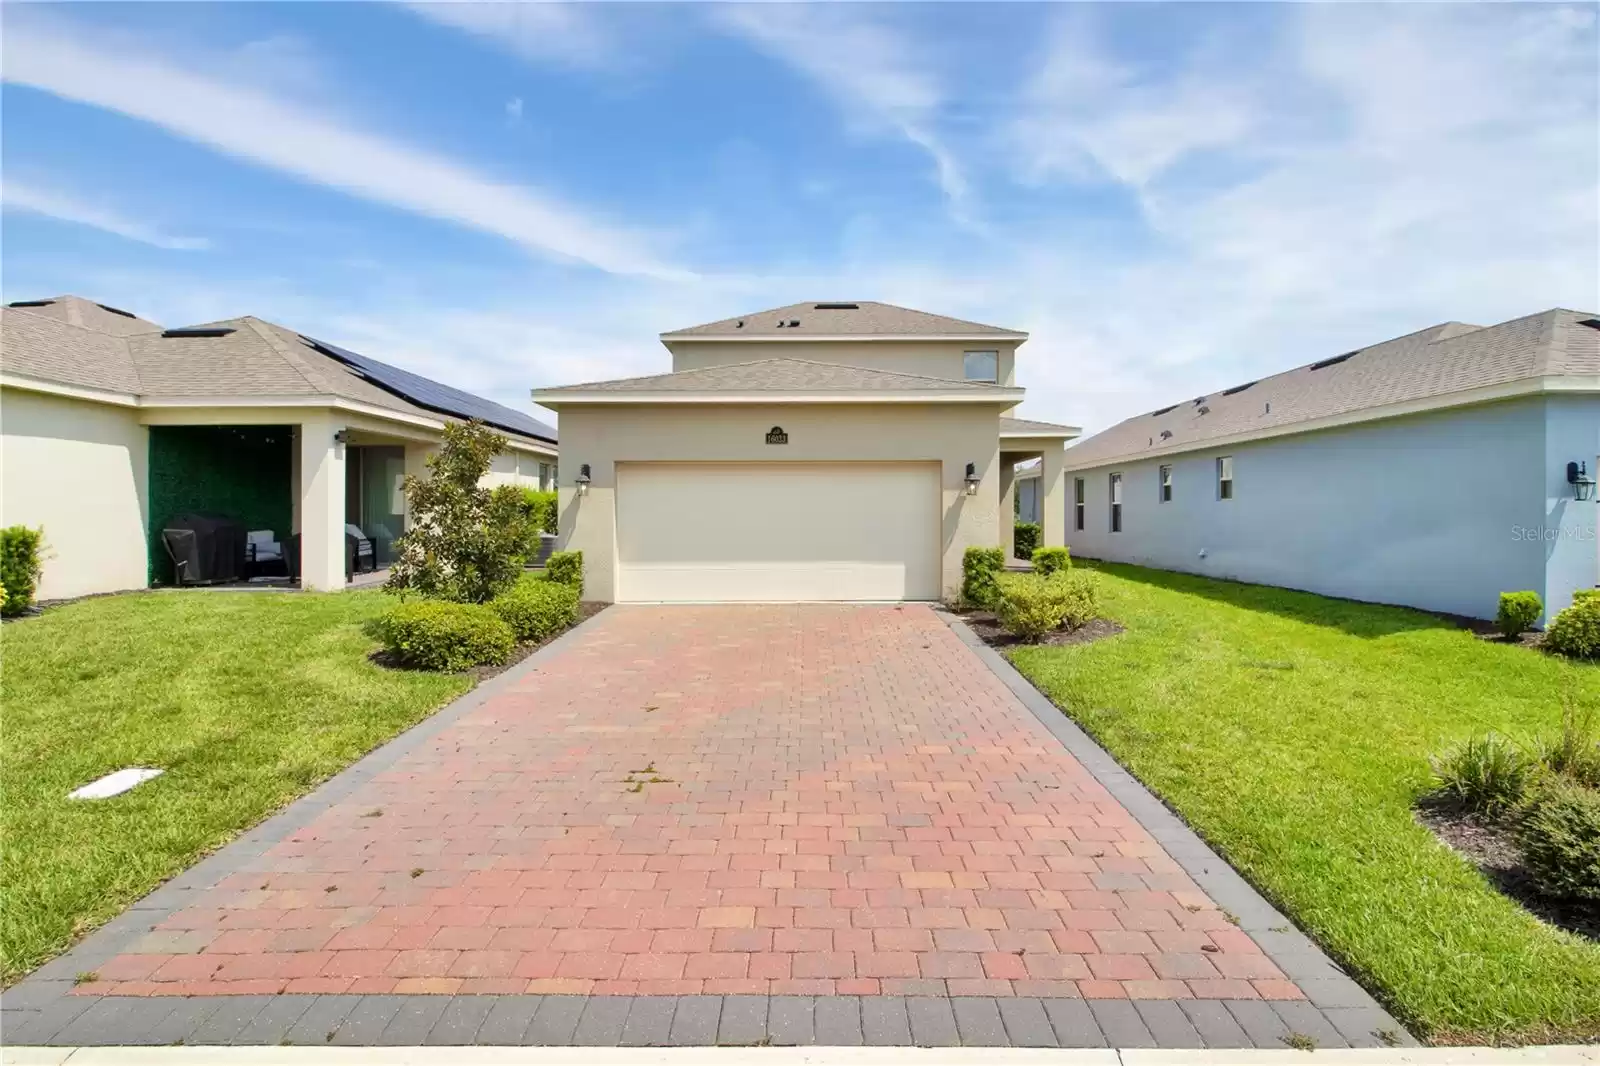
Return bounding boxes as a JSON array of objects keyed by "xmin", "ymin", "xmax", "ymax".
[
  {"xmin": 1014, "ymin": 456, "xmax": 1043, "ymax": 525},
  {"xmin": 1, "ymin": 295, "xmax": 557, "ymax": 599},
  {"xmin": 1062, "ymin": 308, "xmax": 1599, "ymax": 622},
  {"xmin": 533, "ymin": 301, "xmax": 1080, "ymax": 603}
]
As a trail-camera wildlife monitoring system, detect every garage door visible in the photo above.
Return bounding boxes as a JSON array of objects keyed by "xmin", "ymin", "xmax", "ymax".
[{"xmin": 616, "ymin": 461, "xmax": 941, "ymax": 603}]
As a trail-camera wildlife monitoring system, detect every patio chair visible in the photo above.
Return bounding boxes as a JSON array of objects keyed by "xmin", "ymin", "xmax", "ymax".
[
  {"xmin": 245, "ymin": 530, "xmax": 285, "ymax": 577},
  {"xmin": 345, "ymin": 524, "xmax": 376, "ymax": 577}
]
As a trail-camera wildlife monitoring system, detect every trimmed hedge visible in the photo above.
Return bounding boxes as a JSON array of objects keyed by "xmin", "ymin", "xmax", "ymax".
[
  {"xmin": 373, "ymin": 599, "xmax": 514, "ymax": 672},
  {"xmin": 521, "ymin": 488, "xmax": 558, "ymax": 536},
  {"xmin": 1517, "ymin": 780, "xmax": 1600, "ymax": 902},
  {"xmin": 492, "ymin": 575, "xmax": 579, "ymax": 643},
  {"xmin": 1495, "ymin": 591, "xmax": 1542, "ymax": 638},
  {"xmin": 547, "ymin": 550, "xmax": 583, "ymax": 591},
  {"xmin": 961, "ymin": 546, "xmax": 1005, "ymax": 610},
  {"xmin": 1, "ymin": 526, "xmax": 44, "ymax": 617},
  {"xmin": 1032, "ymin": 546, "xmax": 1071, "ymax": 576},
  {"xmin": 995, "ymin": 570, "xmax": 1099, "ymax": 641},
  {"xmin": 1545, "ymin": 595, "xmax": 1600, "ymax": 660},
  {"xmin": 1013, "ymin": 522, "xmax": 1040, "ymax": 562}
]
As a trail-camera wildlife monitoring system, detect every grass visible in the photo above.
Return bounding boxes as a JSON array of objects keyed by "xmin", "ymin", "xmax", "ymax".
[
  {"xmin": 1, "ymin": 590, "xmax": 471, "ymax": 984},
  {"xmin": 1007, "ymin": 562, "xmax": 1600, "ymax": 1045}
]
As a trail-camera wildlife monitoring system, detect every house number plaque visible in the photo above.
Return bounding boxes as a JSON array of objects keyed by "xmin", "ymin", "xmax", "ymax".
[{"xmin": 765, "ymin": 426, "xmax": 788, "ymax": 445}]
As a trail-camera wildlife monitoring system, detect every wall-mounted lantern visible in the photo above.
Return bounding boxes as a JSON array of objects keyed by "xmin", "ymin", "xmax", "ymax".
[
  {"xmin": 575, "ymin": 463, "xmax": 592, "ymax": 497},
  {"xmin": 964, "ymin": 462, "xmax": 981, "ymax": 496},
  {"xmin": 333, "ymin": 429, "xmax": 351, "ymax": 445},
  {"xmin": 1569, "ymin": 461, "xmax": 1596, "ymax": 501}
]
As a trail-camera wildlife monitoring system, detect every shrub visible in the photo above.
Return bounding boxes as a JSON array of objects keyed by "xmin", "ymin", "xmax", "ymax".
[
  {"xmin": 492, "ymin": 575, "xmax": 579, "ymax": 644},
  {"xmin": 1516, "ymin": 779, "xmax": 1600, "ymax": 902},
  {"xmin": 1429, "ymin": 733, "xmax": 1535, "ymax": 816},
  {"xmin": 1495, "ymin": 591, "xmax": 1542, "ymax": 638},
  {"xmin": 546, "ymin": 550, "xmax": 583, "ymax": 591},
  {"xmin": 1013, "ymin": 522, "xmax": 1040, "ymax": 561},
  {"xmin": 995, "ymin": 570, "xmax": 1099, "ymax": 641},
  {"xmin": 373, "ymin": 599, "xmax": 514, "ymax": 672},
  {"xmin": 521, "ymin": 488, "xmax": 558, "ymax": 536},
  {"xmin": 1544, "ymin": 596, "xmax": 1600, "ymax": 660},
  {"xmin": 1574, "ymin": 588, "xmax": 1600, "ymax": 605},
  {"xmin": 1032, "ymin": 546, "xmax": 1071, "ymax": 576},
  {"xmin": 961, "ymin": 546, "xmax": 1005, "ymax": 610},
  {"xmin": 386, "ymin": 422, "xmax": 530, "ymax": 603},
  {"xmin": 1, "ymin": 526, "xmax": 45, "ymax": 617},
  {"xmin": 1535, "ymin": 697, "xmax": 1600, "ymax": 789}
]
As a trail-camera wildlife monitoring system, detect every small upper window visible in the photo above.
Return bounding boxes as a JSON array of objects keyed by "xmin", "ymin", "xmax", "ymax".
[
  {"xmin": 963, "ymin": 350, "xmax": 999, "ymax": 383},
  {"xmin": 1159, "ymin": 464, "xmax": 1172, "ymax": 503},
  {"xmin": 1110, "ymin": 473, "xmax": 1123, "ymax": 533},
  {"xmin": 1217, "ymin": 456, "xmax": 1234, "ymax": 500}
]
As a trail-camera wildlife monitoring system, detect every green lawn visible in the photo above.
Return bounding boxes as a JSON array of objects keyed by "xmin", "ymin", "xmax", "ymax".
[
  {"xmin": 1009, "ymin": 562, "xmax": 1600, "ymax": 1045},
  {"xmin": 1, "ymin": 590, "xmax": 471, "ymax": 984}
]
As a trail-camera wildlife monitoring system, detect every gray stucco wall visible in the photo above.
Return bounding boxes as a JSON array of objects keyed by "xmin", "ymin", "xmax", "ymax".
[{"xmin": 1064, "ymin": 396, "xmax": 1594, "ymax": 622}]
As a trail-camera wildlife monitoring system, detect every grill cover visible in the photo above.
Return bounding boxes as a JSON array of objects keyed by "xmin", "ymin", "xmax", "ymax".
[{"xmin": 161, "ymin": 513, "xmax": 246, "ymax": 584}]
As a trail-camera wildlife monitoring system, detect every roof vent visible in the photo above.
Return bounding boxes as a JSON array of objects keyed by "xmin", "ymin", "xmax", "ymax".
[
  {"xmin": 97, "ymin": 303, "xmax": 138, "ymax": 319},
  {"xmin": 1192, "ymin": 396, "xmax": 1207, "ymax": 405},
  {"xmin": 6, "ymin": 299, "xmax": 56, "ymax": 308},
  {"xmin": 735, "ymin": 319, "xmax": 745, "ymax": 328},
  {"xmin": 1222, "ymin": 381, "xmax": 1256, "ymax": 395},
  {"xmin": 1151, "ymin": 404, "xmax": 1177, "ymax": 416},
  {"xmin": 1197, "ymin": 405, "xmax": 1211, "ymax": 415},
  {"xmin": 1310, "ymin": 350, "xmax": 1358, "ymax": 370},
  {"xmin": 775, "ymin": 319, "xmax": 787, "ymax": 327},
  {"xmin": 814, "ymin": 302, "xmax": 859, "ymax": 310},
  {"xmin": 1160, "ymin": 429, "xmax": 1173, "ymax": 440},
  {"xmin": 162, "ymin": 327, "xmax": 236, "ymax": 338},
  {"xmin": 788, "ymin": 319, "xmax": 800, "ymax": 327}
]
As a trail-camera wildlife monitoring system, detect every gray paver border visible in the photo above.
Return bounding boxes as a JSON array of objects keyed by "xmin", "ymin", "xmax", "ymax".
[
  {"xmin": 5, "ymin": 604, "xmax": 1415, "ymax": 1049},
  {"xmin": 935, "ymin": 609, "xmax": 1416, "ymax": 1048}
]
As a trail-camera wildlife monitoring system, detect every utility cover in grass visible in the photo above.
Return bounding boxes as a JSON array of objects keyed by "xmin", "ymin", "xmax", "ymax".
[{"xmin": 68, "ymin": 768, "xmax": 163, "ymax": 800}]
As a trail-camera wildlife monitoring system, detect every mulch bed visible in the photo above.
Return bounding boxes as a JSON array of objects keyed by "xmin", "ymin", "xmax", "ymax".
[
  {"xmin": 1433, "ymin": 611, "xmax": 1548, "ymax": 650},
  {"xmin": 957, "ymin": 609, "xmax": 1124, "ymax": 650},
  {"xmin": 1416, "ymin": 797, "xmax": 1598, "ymax": 942},
  {"xmin": 370, "ymin": 602, "xmax": 608, "ymax": 681}
]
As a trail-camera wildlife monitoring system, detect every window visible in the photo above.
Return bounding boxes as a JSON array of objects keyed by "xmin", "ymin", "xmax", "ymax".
[
  {"xmin": 1217, "ymin": 456, "xmax": 1234, "ymax": 500},
  {"xmin": 1109, "ymin": 473, "xmax": 1123, "ymax": 533},
  {"xmin": 1159, "ymin": 464, "xmax": 1172, "ymax": 503},
  {"xmin": 1074, "ymin": 477, "xmax": 1085, "ymax": 531},
  {"xmin": 963, "ymin": 350, "xmax": 998, "ymax": 383},
  {"xmin": 539, "ymin": 462, "xmax": 552, "ymax": 491}
]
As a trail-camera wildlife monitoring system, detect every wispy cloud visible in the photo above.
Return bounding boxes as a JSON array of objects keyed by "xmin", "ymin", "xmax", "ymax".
[
  {"xmin": 713, "ymin": 5, "xmax": 973, "ymax": 218},
  {"xmin": 405, "ymin": 2, "xmax": 617, "ymax": 72},
  {"xmin": 1, "ymin": 180, "xmax": 209, "ymax": 250},
  {"xmin": 1, "ymin": 14, "xmax": 692, "ymax": 281}
]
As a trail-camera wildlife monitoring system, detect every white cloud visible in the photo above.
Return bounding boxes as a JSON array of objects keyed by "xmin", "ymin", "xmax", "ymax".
[
  {"xmin": 1, "ymin": 180, "xmax": 209, "ymax": 250},
  {"xmin": 505, "ymin": 96, "xmax": 524, "ymax": 123},
  {"xmin": 405, "ymin": 2, "xmax": 617, "ymax": 71},
  {"xmin": 713, "ymin": 5, "xmax": 973, "ymax": 216},
  {"xmin": 1, "ymin": 14, "xmax": 692, "ymax": 281}
]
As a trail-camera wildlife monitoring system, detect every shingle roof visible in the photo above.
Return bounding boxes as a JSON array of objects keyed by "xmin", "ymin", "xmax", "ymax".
[
  {"xmin": 2, "ymin": 298, "xmax": 555, "ymax": 444},
  {"xmin": 1065, "ymin": 308, "xmax": 1599, "ymax": 470},
  {"xmin": 6, "ymin": 295, "xmax": 163, "ymax": 337},
  {"xmin": 535, "ymin": 357, "xmax": 1020, "ymax": 396},
  {"xmin": 661, "ymin": 300, "xmax": 1026, "ymax": 339},
  {"xmin": 1001, "ymin": 416, "xmax": 1081, "ymax": 437}
]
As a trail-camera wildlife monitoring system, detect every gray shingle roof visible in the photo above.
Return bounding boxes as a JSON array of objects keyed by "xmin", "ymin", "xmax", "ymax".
[
  {"xmin": 661, "ymin": 300, "xmax": 1026, "ymax": 339},
  {"xmin": 2, "ymin": 298, "xmax": 554, "ymax": 444},
  {"xmin": 6, "ymin": 295, "xmax": 163, "ymax": 337},
  {"xmin": 535, "ymin": 357, "xmax": 1020, "ymax": 396},
  {"xmin": 1065, "ymin": 308, "xmax": 1599, "ymax": 470},
  {"xmin": 1001, "ymin": 416, "xmax": 1081, "ymax": 437}
]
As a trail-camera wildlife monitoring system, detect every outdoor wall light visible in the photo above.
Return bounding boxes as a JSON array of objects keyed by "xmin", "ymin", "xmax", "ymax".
[
  {"xmin": 333, "ymin": 429, "xmax": 351, "ymax": 445},
  {"xmin": 964, "ymin": 462, "xmax": 981, "ymax": 496},
  {"xmin": 1569, "ymin": 461, "xmax": 1596, "ymax": 501},
  {"xmin": 575, "ymin": 463, "xmax": 592, "ymax": 497}
]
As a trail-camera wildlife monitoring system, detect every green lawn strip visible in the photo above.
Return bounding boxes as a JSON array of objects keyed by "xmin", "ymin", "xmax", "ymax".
[
  {"xmin": 1007, "ymin": 562, "xmax": 1600, "ymax": 1044},
  {"xmin": 1, "ymin": 590, "xmax": 471, "ymax": 984}
]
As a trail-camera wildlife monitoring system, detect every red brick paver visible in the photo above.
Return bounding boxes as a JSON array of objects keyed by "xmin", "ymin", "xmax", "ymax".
[{"xmin": 82, "ymin": 605, "xmax": 1303, "ymax": 1000}]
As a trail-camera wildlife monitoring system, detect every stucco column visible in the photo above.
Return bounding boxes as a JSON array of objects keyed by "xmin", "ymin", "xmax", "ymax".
[
  {"xmin": 299, "ymin": 414, "xmax": 347, "ymax": 591},
  {"xmin": 1041, "ymin": 445, "xmax": 1067, "ymax": 549},
  {"xmin": 998, "ymin": 457, "xmax": 1017, "ymax": 544}
]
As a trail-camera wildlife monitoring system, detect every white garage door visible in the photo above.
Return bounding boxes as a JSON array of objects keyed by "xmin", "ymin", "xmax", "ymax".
[{"xmin": 616, "ymin": 461, "xmax": 941, "ymax": 603}]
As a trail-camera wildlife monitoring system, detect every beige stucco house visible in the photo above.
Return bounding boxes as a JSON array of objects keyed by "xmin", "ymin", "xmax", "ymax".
[
  {"xmin": 1, "ymin": 295, "xmax": 557, "ymax": 600},
  {"xmin": 533, "ymin": 301, "xmax": 1079, "ymax": 603}
]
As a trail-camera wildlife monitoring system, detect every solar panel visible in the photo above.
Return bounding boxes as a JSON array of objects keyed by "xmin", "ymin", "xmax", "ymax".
[
  {"xmin": 299, "ymin": 336, "xmax": 557, "ymax": 443},
  {"xmin": 162, "ymin": 327, "xmax": 236, "ymax": 338}
]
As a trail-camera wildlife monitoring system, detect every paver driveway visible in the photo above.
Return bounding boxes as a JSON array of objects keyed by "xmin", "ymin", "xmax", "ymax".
[{"xmin": 78, "ymin": 604, "xmax": 1297, "ymax": 1003}]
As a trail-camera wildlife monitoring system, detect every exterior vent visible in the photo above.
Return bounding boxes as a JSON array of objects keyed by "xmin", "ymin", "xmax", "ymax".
[
  {"xmin": 162, "ymin": 327, "xmax": 236, "ymax": 338},
  {"xmin": 97, "ymin": 303, "xmax": 138, "ymax": 319},
  {"xmin": 735, "ymin": 320, "xmax": 745, "ymax": 328},
  {"xmin": 1160, "ymin": 429, "xmax": 1173, "ymax": 440},
  {"xmin": 1192, "ymin": 396, "xmax": 1207, "ymax": 405},
  {"xmin": 788, "ymin": 319, "xmax": 800, "ymax": 327},
  {"xmin": 1197, "ymin": 405, "xmax": 1211, "ymax": 415},
  {"xmin": 1222, "ymin": 381, "xmax": 1256, "ymax": 395},
  {"xmin": 814, "ymin": 302, "xmax": 859, "ymax": 310},
  {"xmin": 1310, "ymin": 350, "xmax": 1358, "ymax": 370},
  {"xmin": 1151, "ymin": 404, "xmax": 1177, "ymax": 416},
  {"xmin": 7, "ymin": 299, "xmax": 56, "ymax": 308}
]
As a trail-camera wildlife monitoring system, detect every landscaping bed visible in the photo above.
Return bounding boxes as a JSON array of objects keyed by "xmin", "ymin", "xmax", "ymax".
[
  {"xmin": 1005, "ymin": 561, "xmax": 1600, "ymax": 1045},
  {"xmin": 959, "ymin": 608, "xmax": 1122, "ymax": 649}
]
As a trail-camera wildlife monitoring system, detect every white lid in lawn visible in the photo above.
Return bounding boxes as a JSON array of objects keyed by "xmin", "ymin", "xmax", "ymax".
[{"xmin": 69, "ymin": 767, "xmax": 163, "ymax": 800}]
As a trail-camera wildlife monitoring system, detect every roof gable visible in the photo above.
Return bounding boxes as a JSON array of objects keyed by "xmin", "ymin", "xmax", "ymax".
[
  {"xmin": 661, "ymin": 300, "xmax": 1026, "ymax": 339},
  {"xmin": 5, "ymin": 295, "xmax": 162, "ymax": 337}
]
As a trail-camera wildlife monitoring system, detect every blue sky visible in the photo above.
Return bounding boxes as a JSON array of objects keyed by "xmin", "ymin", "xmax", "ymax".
[{"xmin": 3, "ymin": 2, "xmax": 1596, "ymax": 434}]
